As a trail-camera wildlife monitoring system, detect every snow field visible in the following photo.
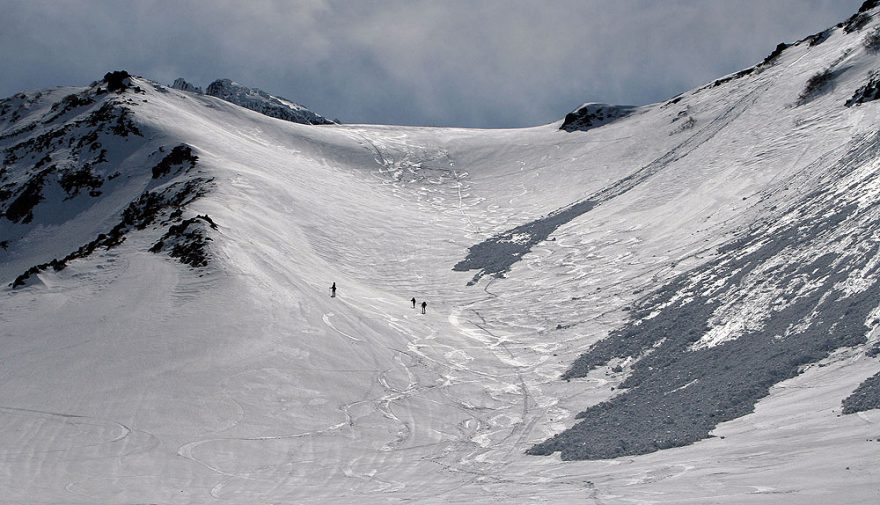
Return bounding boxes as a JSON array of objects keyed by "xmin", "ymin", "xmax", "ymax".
[{"xmin": 3, "ymin": 12, "xmax": 880, "ymax": 502}]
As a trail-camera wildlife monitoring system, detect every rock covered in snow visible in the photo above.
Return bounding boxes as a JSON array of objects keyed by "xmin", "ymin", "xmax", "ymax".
[
  {"xmin": 0, "ymin": 74, "xmax": 215, "ymax": 288},
  {"xmin": 560, "ymin": 103, "xmax": 636, "ymax": 132},
  {"xmin": 170, "ymin": 78, "xmax": 202, "ymax": 94},
  {"xmin": 204, "ymin": 78, "xmax": 334, "ymax": 125}
]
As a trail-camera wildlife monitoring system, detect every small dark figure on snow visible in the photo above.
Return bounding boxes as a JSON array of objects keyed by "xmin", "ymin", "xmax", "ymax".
[
  {"xmin": 411, "ymin": 297, "xmax": 416, "ymax": 308},
  {"xmin": 330, "ymin": 282, "xmax": 336, "ymax": 298},
  {"xmin": 421, "ymin": 301, "xmax": 427, "ymax": 314}
]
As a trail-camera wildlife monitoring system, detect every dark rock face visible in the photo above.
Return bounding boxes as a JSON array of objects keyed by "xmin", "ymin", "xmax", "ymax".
[
  {"xmin": 803, "ymin": 29, "xmax": 833, "ymax": 47},
  {"xmin": 205, "ymin": 79, "xmax": 334, "ymax": 125},
  {"xmin": 58, "ymin": 165, "xmax": 104, "ymax": 198},
  {"xmin": 761, "ymin": 43, "xmax": 790, "ymax": 66},
  {"xmin": 170, "ymin": 78, "xmax": 202, "ymax": 94},
  {"xmin": 11, "ymin": 176, "xmax": 214, "ymax": 288},
  {"xmin": 560, "ymin": 103, "xmax": 635, "ymax": 132},
  {"xmin": 3, "ymin": 169, "xmax": 50, "ymax": 223},
  {"xmin": 797, "ymin": 69, "xmax": 836, "ymax": 106},
  {"xmin": 843, "ymin": 372, "xmax": 880, "ymax": 414},
  {"xmin": 704, "ymin": 40, "xmax": 793, "ymax": 93},
  {"xmin": 528, "ymin": 132, "xmax": 880, "ymax": 461},
  {"xmin": 103, "ymin": 71, "xmax": 131, "ymax": 93},
  {"xmin": 860, "ymin": 0, "xmax": 880, "ymax": 13},
  {"xmin": 1, "ymin": 97, "xmax": 141, "ymax": 227},
  {"xmin": 846, "ymin": 71, "xmax": 880, "ymax": 106},
  {"xmin": 840, "ymin": 11, "xmax": 873, "ymax": 33},
  {"xmin": 709, "ymin": 68, "xmax": 755, "ymax": 89},
  {"xmin": 122, "ymin": 178, "xmax": 209, "ymax": 230},
  {"xmin": 45, "ymin": 93, "xmax": 95, "ymax": 123},
  {"xmin": 151, "ymin": 144, "xmax": 198, "ymax": 179},
  {"xmin": 150, "ymin": 214, "xmax": 217, "ymax": 267},
  {"xmin": 85, "ymin": 102, "xmax": 142, "ymax": 137}
]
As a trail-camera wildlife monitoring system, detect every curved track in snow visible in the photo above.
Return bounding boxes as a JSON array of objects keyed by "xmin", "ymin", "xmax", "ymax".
[{"xmin": 3, "ymin": 17, "xmax": 880, "ymax": 503}]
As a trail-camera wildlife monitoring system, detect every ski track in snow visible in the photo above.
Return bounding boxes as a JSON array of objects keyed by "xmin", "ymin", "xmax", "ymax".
[{"xmin": 3, "ymin": 16, "xmax": 880, "ymax": 503}]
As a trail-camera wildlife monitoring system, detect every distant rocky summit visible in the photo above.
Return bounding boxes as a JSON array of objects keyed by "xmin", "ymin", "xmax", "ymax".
[
  {"xmin": 170, "ymin": 77, "xmax": 202, "ymax": 94},
  {"xmin": 560, "ymin": 103, "xmax": 636, "ymax": 132},
  {"xmin": 169, "ymin": 77, "xmax": 334, "ymax": 126},
  {"xmin": 205, "ymin": 79, "xmax": 334, "ymax": 125}
]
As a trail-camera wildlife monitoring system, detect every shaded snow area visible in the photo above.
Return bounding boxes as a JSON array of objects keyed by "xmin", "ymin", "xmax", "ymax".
[{"xmin": 2, "ymin": 6, "xmax": 880, "ymax": 505}]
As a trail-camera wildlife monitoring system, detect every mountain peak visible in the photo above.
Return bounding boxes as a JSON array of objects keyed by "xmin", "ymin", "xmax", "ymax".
[
  {"xmin": 859, "ymin": 0, "xmax": 880, "ymax": 13},
  {"xmin": 170, "ymin": 77, "xmax": 202, "ymax": 94},
  {"xmin": 204, "ymin": 78, "xmax": 335, "ymax": 125}
]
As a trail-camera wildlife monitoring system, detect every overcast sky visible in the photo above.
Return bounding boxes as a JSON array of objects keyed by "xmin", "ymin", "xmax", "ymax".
[{"xmin": 0, "ymin": 0, "xmax": 866, "ymax": 127}]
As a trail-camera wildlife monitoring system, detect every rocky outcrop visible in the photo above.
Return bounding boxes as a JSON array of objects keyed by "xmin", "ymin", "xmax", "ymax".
[
  {"xmin": 205, "ymin": 78, "xmax": 334, "ymax": 125},
  {"xmin": 170, "ymin": 78, "xmax": 202, "ymax": 94},
  {"xmin": 560, "ymin": 103, "xmax": 636, "ymax": 132}
]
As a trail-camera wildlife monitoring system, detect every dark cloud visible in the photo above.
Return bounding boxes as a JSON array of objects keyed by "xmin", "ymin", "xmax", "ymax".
[{"xmin": 0, "ymin": 0, "xmax": 865, "ymax": 127}]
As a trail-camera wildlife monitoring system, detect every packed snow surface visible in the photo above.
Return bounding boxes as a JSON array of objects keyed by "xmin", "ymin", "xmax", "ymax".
[{"xmin": 2, "ymin": 6, "xmax": 880, "ymax": 504}]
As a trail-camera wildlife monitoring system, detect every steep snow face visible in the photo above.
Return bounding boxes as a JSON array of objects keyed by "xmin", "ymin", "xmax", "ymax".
[
  {"xmin": 460, "ymin": 5, "xmax": 880, "ymax": 462},
  {"xmin": 205, "ymin": 78, "xmax": 334, "ymax": 125},
  {"xmin": 2, "ymin": 6, "xmax": 880, "ymax": 505}
]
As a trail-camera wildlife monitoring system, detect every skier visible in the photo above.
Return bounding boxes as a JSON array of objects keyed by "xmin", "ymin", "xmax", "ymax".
[
  {"xmin": 421, "ymin": 301, "xmax": 427, "ymax": 314},
  {"xmin": 330, "ymin": 282, "xmax": 336, "ymax": 298},
  {"xmin": 411, "ymin": 297, "xmax": 416, "ymax": 309}
]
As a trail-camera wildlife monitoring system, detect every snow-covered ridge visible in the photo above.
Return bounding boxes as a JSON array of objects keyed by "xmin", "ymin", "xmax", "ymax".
[
  {"xmin": 203, "ymin": 78, "xmax": 334, "ymax": 125},
  {"xmin": 2, "ymin": 2, "xmax": 880, "ymax": 502},
  {"xmin": 169, "ymin": 76, "xmax": 333, "ymax": 125},
  {"xmin": 458, "ymin": 0, "xmax": 880, "ymax": 460},
  {"xmin": 0, "ymin": 71, "xmax": 214, "ymax": 287}
]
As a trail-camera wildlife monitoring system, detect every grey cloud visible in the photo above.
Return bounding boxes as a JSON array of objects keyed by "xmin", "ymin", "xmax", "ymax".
[{"xmin": 0, "ymin": 0, "xmax": 865, "ymax": 127}]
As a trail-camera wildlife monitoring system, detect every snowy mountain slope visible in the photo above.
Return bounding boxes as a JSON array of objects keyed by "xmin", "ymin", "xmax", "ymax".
[
  {"xmin": 0, "ymin": 72, "xmax": 212, "ymax": 288},
  {"xmin": 1, "ymin": 4, "xmax": 880, "ymax": 505},
  {"xmin": 169, "ymin": 76, "xmax": 334, "ymax": 125}
]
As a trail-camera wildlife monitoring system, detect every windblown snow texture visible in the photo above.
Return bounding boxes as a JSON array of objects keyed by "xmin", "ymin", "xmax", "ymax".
[
  {"xmin": 529, "ymin": 132, "xmax": 880, "ymax": 460},
  {"xmin": 455, "ymin": 82, "xmax": 766, "ymax": 284},
  {"xmin": 452, "ymin": 199, "xmax": 596, "ymax": 285}
]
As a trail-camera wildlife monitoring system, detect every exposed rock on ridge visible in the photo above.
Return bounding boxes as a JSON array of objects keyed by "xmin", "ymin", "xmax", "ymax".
[{"xmin": 205, "ymin": 78, "xmax": 334, "ymax": 125}]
